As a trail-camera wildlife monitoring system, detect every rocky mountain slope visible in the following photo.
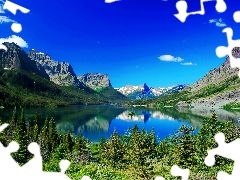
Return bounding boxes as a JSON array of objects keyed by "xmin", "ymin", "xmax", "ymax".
[
  {"xmin": 27, "ymin": 50, "xmax": 129, "ymax": 102},
  {"xmin": 0, "ymin": 42, "xmax": 49, "ymax": 79},
  {"xmin": 27, "ymin": 49, "xmax": 85, "ymax": 88},
  {"xmin": 146, "ymin": 53, "xmax": 240, "ymax": 109},
  {"xmin": 0, "ymin": 42, "xmax": 129, "ymax": 106},
  {"xmin": 77, "ymin": 73, "xmax": 112, "ymax": 90},
  {"xmin": 77, "ymin": 73, "xmax": 129, "ymax": 102},
  {"xmin": 186, "ymin": 57, "xmax": 239, "ymax": 92},
  {"xmin": 175, "ymin": 56, "xmax": 240, "ymax": 109}
]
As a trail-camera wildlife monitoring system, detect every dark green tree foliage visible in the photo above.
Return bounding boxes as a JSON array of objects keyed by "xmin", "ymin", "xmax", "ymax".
[
  {"xmin": 64, "ymin": 133, "xmax": 73, "ymax": 153},
  {"xmin": 12, "ymin": 108, "xmax": 32, "ymax": 165},
  {"xmin": 4, "ymin": 109, "xmax": 18, "ymax": 144},
  {"xmin": 50, "ymin": 143, "xmax": 69, "ymax": 162},
  {"xmin": 171, "ymin": 125, "xmax": 196, "ymax": 168},
  {"xmin": 99, "ymin": 129, "xmax": 126, "ymax": 169},
  {"xmin": 125, "ymin": 125, "xmax": 157, "ymax": 179},
  {"xmin": 48, "ymin": 117, "xmax": 59, "ymax": 152},
  {"xmin": 38, "ymin": 117, "xmax": 51, "ymax": 162},
  {"xmin": 32, "ymin": 112, "xmax": 39, "ymax": 142},
  {"xmin": 10, "ymin": 109, "xmax": 18, "ymax": 127},
  {"xmin": 72, "ymin": 134, "xmax": 90, "ymax": 164},
  {"xmin": 26, "ymin": 120, "xmax": 32, "ymax": 142},
  {"xmin": 38, "ymin": 117, "xmax": 60, "ymax": 162},
  {"xmin": 0, "ymin": 118, "xmax": 7, "ymax": 146}
]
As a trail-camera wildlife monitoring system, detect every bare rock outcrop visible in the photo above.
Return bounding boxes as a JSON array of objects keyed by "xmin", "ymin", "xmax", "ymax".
[
  {"xmin": 77, "ymin": 73, "xmax": 112, "ymax": 90},
  {"xmin": 28, "ymin": 49, "xmax": 82, "ymax": 87},
  {"xmin": 0, "ymin": 42, "xmax": 49, "ymax": 79}
]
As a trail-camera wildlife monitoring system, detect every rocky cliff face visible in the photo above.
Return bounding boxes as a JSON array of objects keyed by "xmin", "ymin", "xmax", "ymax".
[
  {"xmin": 0, "ymin": 42, "xmax": 49, "ymax": 79},
  {"xmin": 28, "ymin": 49, "xmax": 83, "ymax": 87},
  {"xmin": 77, "ymin": 73, "xmax": 112, "ymax": 90},
  {"xmin": 187, "ymin": 57, "xmax": 239, "ymax": 92},
  {"xmin": 176, "ymin": 53, "xmax": 240, "ymax": 109}
]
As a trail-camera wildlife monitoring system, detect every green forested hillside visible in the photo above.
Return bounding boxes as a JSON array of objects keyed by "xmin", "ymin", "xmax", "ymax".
[
  {"xmin": 0, "ymin": 69, "xmax": 110, "ymax": 107},
  {"xmin": 97, "ymin": 86, "xmax": 130, "ymax": 102}
]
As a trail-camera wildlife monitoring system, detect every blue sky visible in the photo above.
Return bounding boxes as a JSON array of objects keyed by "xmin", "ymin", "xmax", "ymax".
[{"xmin": 0, "ymin": 0, "xmax": 240, "ymax": 88}]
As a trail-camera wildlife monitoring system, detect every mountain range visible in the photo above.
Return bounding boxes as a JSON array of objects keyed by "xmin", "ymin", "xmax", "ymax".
[
  {"xmin": 0, "ymin": 42, "xmax": 129, "ymax": 107},
  {"xmin": 0, "ymin": 42, "xmax": 239, "ymax": 109},
  {"xmin": 146, "ymin": 52, "xmax": 240, "ymax": 110},
  {"xmin": 115, "ymin": 83, "xmax": 186, "ymax": 100}
]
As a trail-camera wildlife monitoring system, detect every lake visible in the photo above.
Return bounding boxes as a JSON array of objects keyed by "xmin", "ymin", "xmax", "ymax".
[{"xmin": 0, "ymin": 105, "xmax": 240, "ymax": 142}]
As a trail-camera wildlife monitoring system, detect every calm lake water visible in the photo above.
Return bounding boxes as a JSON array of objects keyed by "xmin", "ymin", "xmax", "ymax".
[{"xmin": 0, "ymin": 105, "xmax": 239, "ymax": 142}]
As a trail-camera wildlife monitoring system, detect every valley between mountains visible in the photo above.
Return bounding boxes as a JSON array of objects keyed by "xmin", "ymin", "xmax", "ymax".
[{"xmin": 0, "ymin": 42, "xmax": 239, "ymax": 111}]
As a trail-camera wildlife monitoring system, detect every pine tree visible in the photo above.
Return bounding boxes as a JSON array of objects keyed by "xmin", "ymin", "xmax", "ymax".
[
  {"xmin": 38, "ymin": 117, "xmax": 51, "ymax": 162},
  {"xmin": 12, "ymin": 108, "xmax": 32, "ymax": 165},
  {"xmin": 48, "ymin": 117, "xmax": 59, "ymax": 152},
  {"xmin": 64, "ymin": 133, "xmax": 73, "ymax": 153},
  {"xmin": 72, "ymin": 134, "xmax": 90, "ymax": 163},
  {"xmin": 26, "ymin": 120, "xmax": 32, "ymax": 142},
  {"xmin": 32, "ymin": 112, "xmax": 39, "ymax": 142},
  {"xmin": 10, "ymin": 109, "xmax": 18, "ymax": 128},
  {"xmin": 100, "ymin": 129, "xmax": 126, "ymax": 169},
  {"xmin": 5, "ymin": 109, "xmax": 18, "ymax": 143}
]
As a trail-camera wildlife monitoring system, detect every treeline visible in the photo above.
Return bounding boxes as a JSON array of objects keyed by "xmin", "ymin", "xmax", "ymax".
[
  {"xmin": 0, "ymin": 110, "xmax": 239, "ymax": 179},
  {"xmin": 0, "ymin": 109, "xmax": 91, "ymax": 166}
]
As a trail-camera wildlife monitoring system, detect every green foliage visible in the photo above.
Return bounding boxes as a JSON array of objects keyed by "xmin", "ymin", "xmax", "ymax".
[
  {"xmin": 0, "ymin": 69, "xmax": 112, "ymax": 107},
  {"xmin": 223, "ymin": 101, "xmax": 240, "ymax": 110},
  {"xmin": 12, "ymin": 108, "xmax": 32, "ymax": 165},
  {"xmin": 3, "ymin": 110, "xmax": 240, "ymax": 179}
]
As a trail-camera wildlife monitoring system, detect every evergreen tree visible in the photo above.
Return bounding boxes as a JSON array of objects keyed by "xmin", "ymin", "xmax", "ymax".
[
  {"xmin": 126, "ymin": 124, "xmax": 154, "ymax": 179},
  {"xmin": 10, "ymin": 109, "xmax": 18, "ymax": 128},
  {"xmin": 64, "ymin": 133, "xmax": 73, "ymax": 153},
  {"xmin": 72, "ymin": 134, "xmax": 90, "ymax": 163},
  {"xmin": 5, "ymin": 109, "xmax": 18, "ymax": 143},
  {"xmin": 100, "ymin": 129, "xmax": 126, "ymax": 169},
  {"xmin": 12, "ymin": 108, "xmax": 32, "ymax": 165},
  {"xmin": 48, "ymin": 117, "xmax": 59, "ymax": 152},
  {"xmin": 26, "ymin": 120, "xmax": 32, "ymax": 142},
  {"xmin": 38, "ymin": 117, "xmax": 51, "ymax": 162},
  {"xmin": 32, "ymin": 112, "xmax": 39, "ymax": 142}
]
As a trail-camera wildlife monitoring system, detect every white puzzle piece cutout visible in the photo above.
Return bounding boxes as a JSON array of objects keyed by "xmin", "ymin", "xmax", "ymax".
[
  {"xmin": 0, "ymin": 123, "xmax": 93, "ymax": 180},
  {"xmin": 205, "ymin": 132, "xmax": 240, "ymax": 180},
  {"xmin": 174, "ymin": 0, "xmax": 227, "ymax": 22},
  {"xmin": 3, "ymin": 0, "xmax": 30, "ymax": 33},
  {"xmin": 154, "ymin": 165, "xmax": 190, "ymax": 180},
  {"xmin": 215, "ymin": 28, "xmax": 240, "ymax": 77}
]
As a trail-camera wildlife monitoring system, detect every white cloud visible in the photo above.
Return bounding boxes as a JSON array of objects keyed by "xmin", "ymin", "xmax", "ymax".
[
  {"xmin": 0, "ymin": 16, "xmax": 15, "ymax": 23},
  {"xmin": 0, "ymin": 35, "xmax": 28, "ymax": 48},
  {"xmin": 181, "ymin": 62, "xmax": 197, "ymax": 66},
  {"xmin": 0, "ymin": 1, "xmax": 16, "ymax": 22},
  {"xmin": 158, "ymin": 55, "xmax": 184, "ymax": 62},
  {"xmin": 209, "ymin": 18, "xmax": 226, "ymax": 27}
]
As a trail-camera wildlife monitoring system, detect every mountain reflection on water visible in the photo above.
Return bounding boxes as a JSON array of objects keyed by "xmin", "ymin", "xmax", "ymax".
[
  {"xmin": 56, "ymin": 106, "xmax": 197, "ymax": 142},
  {"xmin": 0, "ymin": 105, "xmax": 239, "ymax": 142}
]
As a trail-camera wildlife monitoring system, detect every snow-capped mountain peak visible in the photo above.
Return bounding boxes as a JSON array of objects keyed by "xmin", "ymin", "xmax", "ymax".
[{"xmin": 115, "ymin": 83, "xmax": 184, "ymax": 100}]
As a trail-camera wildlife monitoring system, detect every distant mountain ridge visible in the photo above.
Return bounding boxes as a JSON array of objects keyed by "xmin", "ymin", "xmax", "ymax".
[
  {"xmin": 77, "ymin": 73, "xmax": 112, "ymax": 90},
  {"xmin": 0, "ymin": 42, "xmax": 130, "ymax": 107},
  {"xmin": 1, "ymin": 42, "xmax": 49, "ymax": 79},
  {"xmin": 78, "ymin": 73, "xmax": 129, "ymax": 102},
  {"xmin": 27, "ymin": 49, "xmax": 129, "ymax": 102},
  {"xmin": 116, "ymin": 83, "xmax": 186, "ymax": 100},
  {"xmin": 28, "ymin": 49, "xmax": 86, "ymax": 88}
]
